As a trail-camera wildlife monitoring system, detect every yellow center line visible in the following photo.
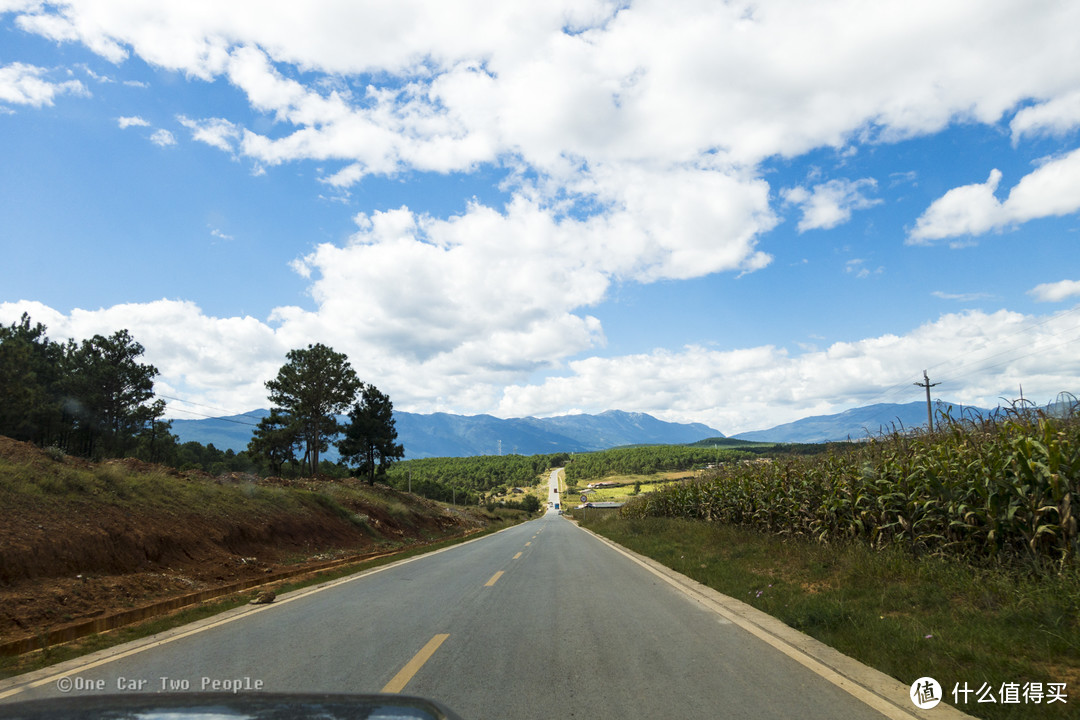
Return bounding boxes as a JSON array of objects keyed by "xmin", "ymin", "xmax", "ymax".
[
  {"xmin": 484, "ymin": 571, "xmax": 505, "ymax": 587},
  {"xmin": 381, "ymin": 634, "xmax": 449, "ymax": 694},
  {"xmin": 525, "ymin": 541, "xmax": 531, "ymax": 546},
  {"xmin": 513, "ymin": 552, "xmax": 523, "ymax": 559}
]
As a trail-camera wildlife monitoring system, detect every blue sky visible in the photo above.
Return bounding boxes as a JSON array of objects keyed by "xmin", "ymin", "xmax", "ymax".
[{"xmin": 2, "ymin": 1, "xmax": 1080, "ymax": 434}]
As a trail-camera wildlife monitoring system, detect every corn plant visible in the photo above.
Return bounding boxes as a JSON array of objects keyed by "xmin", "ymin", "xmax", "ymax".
[{"xmin": 622, "ymin": 409, "xmax": 1079, "ymax": 568}]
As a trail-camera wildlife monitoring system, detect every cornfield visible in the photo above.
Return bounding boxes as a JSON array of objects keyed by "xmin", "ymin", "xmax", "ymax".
[{"xmin": 622, "ymin": 410, "xmax": 1080, "ymax": 567}]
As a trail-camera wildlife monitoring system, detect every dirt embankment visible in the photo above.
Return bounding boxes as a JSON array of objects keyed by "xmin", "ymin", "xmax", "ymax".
[{"xmin": 0, "ymin": 437, "xmax": 485, "ymax": 643}]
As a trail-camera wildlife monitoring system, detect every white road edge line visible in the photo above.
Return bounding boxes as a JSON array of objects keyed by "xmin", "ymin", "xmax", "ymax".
[
  {"xmin": 567, "ymin": 519, "xmax": 976, "ymax": 720},
  {"xmin": 0, "ymin": 521, "xmax": 530, "ymax": 700}
]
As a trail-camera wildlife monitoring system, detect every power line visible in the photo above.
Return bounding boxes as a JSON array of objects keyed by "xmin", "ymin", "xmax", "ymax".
[
  {"xmin": 157, "ymin": 394, "xmax": 264, "ymax": 426},
  {"xmin": 158, "ymin": 394, "xmax": 264, "ymax": 420},
  {"xmin": 162, "ymin": 405, "xmax": 262, "ymax": 426}
]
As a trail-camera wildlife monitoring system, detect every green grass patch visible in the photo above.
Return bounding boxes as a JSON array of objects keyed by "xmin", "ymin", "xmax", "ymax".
[
  {"xmin": 570, "ymin": 472, "xmax": 691, "ymax": 503},
  {"xmin": 579, "ymin": 514, "xmax": 1079, "ymax": 720}
]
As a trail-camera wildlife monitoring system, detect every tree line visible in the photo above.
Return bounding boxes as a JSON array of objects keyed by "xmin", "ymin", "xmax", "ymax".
[
  {"xmin": 0, "ymin": 313, "xmax": 166, "ymax": 459},
  {"xmin": 385, "ymin": 452, "xmax": 567, "ymax": 505},
  {"xmin": 0, "ymin": 314, "xmax": 402, "ymax": 482},
  {"xmin": 562, "ymin": 444, "xmax": 758, "ymax": 481}
]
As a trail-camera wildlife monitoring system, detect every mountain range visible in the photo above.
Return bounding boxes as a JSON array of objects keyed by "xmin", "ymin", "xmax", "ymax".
[
  {"xmin": 168, "ymin": 409, "xmax": 725, "ymax": 460},
  {"xmin": 169, "ymin": 398, "xmax": 1058, "ymax": 459},
  {"xmin": 730, "ymin": 401, "xmax": 986, "ymax": 444}
]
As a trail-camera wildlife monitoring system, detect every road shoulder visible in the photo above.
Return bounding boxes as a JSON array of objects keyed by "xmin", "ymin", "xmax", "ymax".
[{"xmin": 568, "ymin": 519, "xmax": 976, "ymax": 720}]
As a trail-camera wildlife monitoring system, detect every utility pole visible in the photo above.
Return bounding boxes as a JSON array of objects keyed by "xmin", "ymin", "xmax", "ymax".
[{"xmin": 914, "ymin": 370, "xmax": 941, "ymax": 432}]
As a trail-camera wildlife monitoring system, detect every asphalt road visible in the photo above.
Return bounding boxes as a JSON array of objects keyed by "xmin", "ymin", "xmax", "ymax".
[
  {"xmin": 1, "ymin": 514, "xmax": 918, "ymax": 720},
  {"xmin": 547, "ymin": 467, "xmax": 560, "ymax": 510}
]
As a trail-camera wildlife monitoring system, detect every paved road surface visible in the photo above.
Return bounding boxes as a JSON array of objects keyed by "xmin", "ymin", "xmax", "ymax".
[
  {"xmin": 546, "ymin": 467, "xmax": 560, "ymax": 511},
  {"xmin": 1, "ymin": 514, "xmax": 918, "ymax": 720}
]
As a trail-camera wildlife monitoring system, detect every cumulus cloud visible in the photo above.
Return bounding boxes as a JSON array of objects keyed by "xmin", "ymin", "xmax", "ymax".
[
  {"xmin": 0, "ymin": 62, "xmax": 87, "ymax": 107},
  {"xmin": 8, "ymin": 1, "xmax": 1080, "ymax": 200},
  {"xmin": 1011, "ymin": 90, "xmax": 1080, "ymax": 142},
  {"xmin": 1029, "ymin": 279, "xmax": 1080, "ymax": 303},
  {"xmin": 149, "ymin": 128, "xmax": 176, "ymax": 146},
  {"xmin": 497, "ymin": 307, "xmax": 1080, "ymax": 434},
  {"xmin": 6, "ymin": 1, "xmax": 1080, "ymax": 283},
  {"xmin": 909, "ymin": 147, "xmax": 1080, "ymax": 243},
  {"xmin": 781, "ymin": 177, "xmax": 882, "ymax": 232}
]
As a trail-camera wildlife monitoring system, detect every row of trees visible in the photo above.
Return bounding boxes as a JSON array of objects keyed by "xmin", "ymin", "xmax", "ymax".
[
  {"xmin": 1, "ymin": 315, "xmax": 403, "ymax": 482},
  {"xmin": 247, "ymin": 343, "xmax": 404, "ymax": 483},
  {"xmin": 562, "ymin": 444, "xmax": 760, "ymax": 481},
  {"xmin": 384, "ymin": 452, "xmax": 567, "ymax": 503},
  {"xmin": 0, "ymin": 314, "xmax": 166, "ymax": 458}
]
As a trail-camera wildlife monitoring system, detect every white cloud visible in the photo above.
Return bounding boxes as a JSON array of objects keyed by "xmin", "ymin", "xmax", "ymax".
[
  {"xmin": 932, "ymin": 291, "xmax": 994, "ymax": 302},
  {"xmin": 78, "ymin": 64, "xmax": 114, "ymax": 83},
  {"xmin": 149, "ymin": 128, "xmax": 177, "ymax": 146},
  {"xmin": 497, "ymin": 307, "xmax": 1080, "ymax": 434},
  {"xmin": 5, "ymin": 297, "xmax": 1078, "ymax": 436},
  {"xmin": 0, "ymin": 62, "xmax": 87, "ymax": 107},
  {"xmin": 5, "ymin": 1, "xmax": 1079, "ymax": 296},
  {"xmin": 1029, "ymin": 279, "xmax": 1080, "ymax": 303},
  {"xmin": 781, "ymin": 177, "xmax": 882, "ymax": 232},
  {"xmin": 8, "ymin": 1, "xmax": 1080, "ymax": 214},
  {"xmin": 320, "ymin": 163, "xmax": 365, "ymax": 189},
  {"xmin": 1011, "ymin": 90, "xmax": 1080, "ymax": 142},
  {"xmin": 909, "ymin": 147, "xmax": 1080, "ymax": 243},
  {"xmin": 117, "ymin": 115, "xmax": 149, "ymax": 128},
  {"xmin": 0, "ymin": 299, "xmax": 288, "ymax": 417},
  {"xmin": 5, "ymin": 2, "xmax": 1080, "ymax": 429},
  {"xmin": 178, "ymin": 115, "xmax": 241, "ymax": 152}
]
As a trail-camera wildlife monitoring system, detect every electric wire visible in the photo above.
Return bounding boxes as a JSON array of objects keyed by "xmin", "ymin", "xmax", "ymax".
[{"xmin": 157, "ymin": 394, "xmax": 264, "ymax": 426}]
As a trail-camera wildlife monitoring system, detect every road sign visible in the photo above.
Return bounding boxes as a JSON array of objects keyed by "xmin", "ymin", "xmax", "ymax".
[{"xmin": 581, "ymin": 494, "xmax": 588, "ymax": 503}]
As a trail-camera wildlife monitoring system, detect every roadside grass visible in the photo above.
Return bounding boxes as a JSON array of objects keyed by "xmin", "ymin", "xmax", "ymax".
[
  {"xmin": 0, "ymin": 510, "xmax": 530, "ymax": 681},
  {"xmin": 0, "ymin": 455, "xmax": 322, "ymax": 519},
  {"xmin": 578, "ymin": 514, "xmax": 1079, "ymax": 720},
  {"xmin": 1, "ymin": 453, "xmax": 477, "ymax": 532}
]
